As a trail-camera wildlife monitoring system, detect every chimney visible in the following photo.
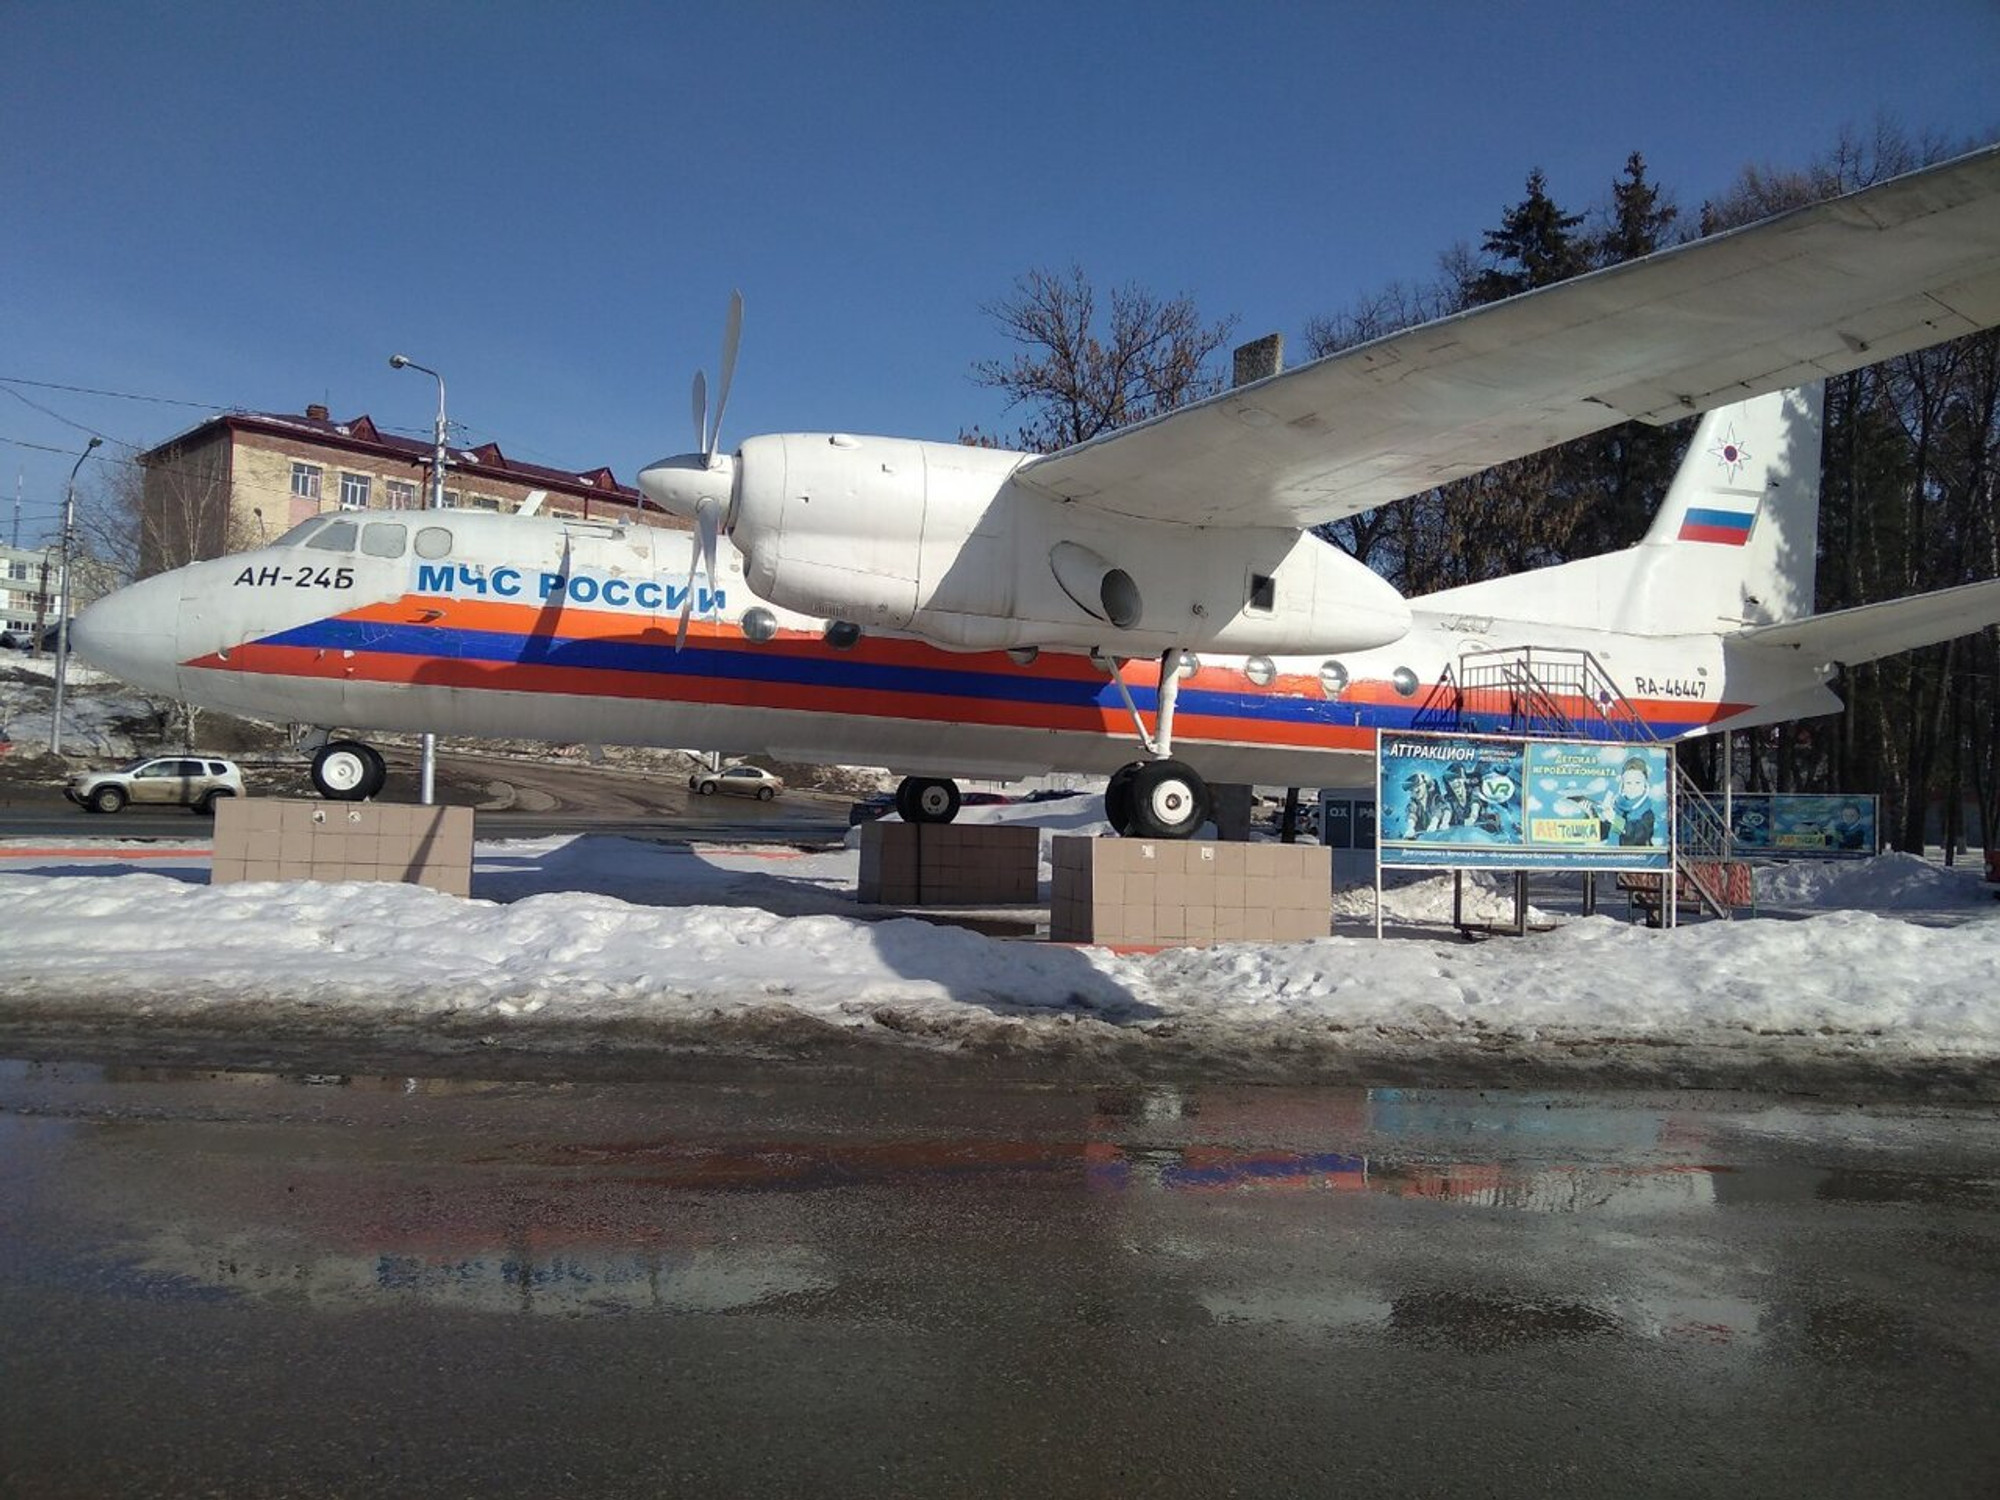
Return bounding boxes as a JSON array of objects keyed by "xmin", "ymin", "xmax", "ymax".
[
  {"xmin": 1232, "ymin": 334, "xmax": 1283, "ymax": 387},
  {"xmin": 305, "ymin": 403, "xmax": 330, "ymax": 421}
]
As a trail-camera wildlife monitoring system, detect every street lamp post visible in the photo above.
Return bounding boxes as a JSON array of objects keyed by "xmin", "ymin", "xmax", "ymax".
[
  {"xmin": 389, "ymin": 354, "xmax": 446, "ymax": 806},
  {"xmin": 49, "ymin": 436, "xmax": 103, "ymax": 756}
]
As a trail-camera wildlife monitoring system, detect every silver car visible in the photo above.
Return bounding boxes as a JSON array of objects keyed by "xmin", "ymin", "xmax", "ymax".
[
  {"xmin": 688, "ymin": 764, "xmax": 784, "ymax": 801},
  {"xmin": 65, "ymin": 755, "xmax": 244, "ymax": 815}
]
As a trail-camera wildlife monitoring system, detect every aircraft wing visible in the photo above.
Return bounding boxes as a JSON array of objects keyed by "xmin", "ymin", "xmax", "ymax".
[
  {"xmin": 1732, "ymin": 578, "xmax": 2000, "ymax": 665},
  {"xmin": 1012, "ymin": 144, "xmax": 2000, "ymax": 530}
]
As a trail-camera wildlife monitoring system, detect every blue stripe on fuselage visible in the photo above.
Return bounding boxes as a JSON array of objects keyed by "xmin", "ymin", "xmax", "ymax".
[{"xmin": 252, "ymin": 616, "xmax": 1708, "ymax": 738}]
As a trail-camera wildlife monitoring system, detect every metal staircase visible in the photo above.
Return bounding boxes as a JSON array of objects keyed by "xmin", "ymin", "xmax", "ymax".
[{"xmin": 1415, "ymin": 646, "xmax": 1738, "ymax": 920}]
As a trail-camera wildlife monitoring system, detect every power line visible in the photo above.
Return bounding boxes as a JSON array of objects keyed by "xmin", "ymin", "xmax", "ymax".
[{"xmin": 0, "ymin": 374, "xmax": 232, "ymax": 412}]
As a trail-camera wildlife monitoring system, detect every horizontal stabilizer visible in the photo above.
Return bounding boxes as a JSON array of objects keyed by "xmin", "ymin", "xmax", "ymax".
[{"xmin": 1733, "ymin": 578, "xmax": 2000, "ymax": 664}]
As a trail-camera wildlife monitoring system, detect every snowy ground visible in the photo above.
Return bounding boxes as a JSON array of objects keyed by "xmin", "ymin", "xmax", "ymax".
[{"xmin": 3, "ymin": 795, "xmax": 1997, "ymax": 1094}]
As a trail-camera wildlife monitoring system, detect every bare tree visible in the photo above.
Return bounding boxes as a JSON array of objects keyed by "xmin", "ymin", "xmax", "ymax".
[
  {"xmin": 971, "ymin": 265, "xmax": 1238, "ymax": 453},
  {"xmin": 79, "ymin": 442, "xmax": 257, "ymax": 584}
]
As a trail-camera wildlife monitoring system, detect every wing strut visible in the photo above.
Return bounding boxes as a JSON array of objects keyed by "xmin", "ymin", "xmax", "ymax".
[{"xmin": 1096, "ymin": 649, "xmax": 1183, "ymax": 759}]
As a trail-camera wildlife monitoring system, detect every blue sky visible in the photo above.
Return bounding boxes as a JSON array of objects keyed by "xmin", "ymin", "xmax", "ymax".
[{"xmin": 4, "ymin": 1, "xmax": 1996, "ymax": 544}]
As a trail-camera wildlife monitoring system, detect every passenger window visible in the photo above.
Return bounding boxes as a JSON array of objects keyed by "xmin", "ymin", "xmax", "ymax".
[
  {"xmin": 414, "ymin": 526, "xmax": 453, "ymax": 559},
  {"xmin": 362, "ymin": 522, "xmax": 408, "ymax": 558},
  {"xmin": 1248, "ymin": 573, "xmax": 1277, "ymax": 612},
  {"xmin": 306, "ymin": 520, "xmax": 358, "ymax": 552},
  {"xmin": 208, "ymin": 762, "xmax": 228, "ymax": 775},
  {"xmin": 137, "ymin": 762, "xmax": 172, "ymax": 779}
]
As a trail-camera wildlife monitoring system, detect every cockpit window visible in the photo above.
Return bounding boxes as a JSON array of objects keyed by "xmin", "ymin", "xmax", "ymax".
[
  {"xmin": 274, "ymin": 519, "xmax": 327, "ymax": 547},
  {"xmin": 361, "ymin": 522, "xmax": 407, "ymax": 558},
  {"xmin": 414, "ymin": 526, "xmax": 453, "ymax": 560},
  {"xmin": 305, "ymin": 520, "xmax": 358, "ymax": 552}
]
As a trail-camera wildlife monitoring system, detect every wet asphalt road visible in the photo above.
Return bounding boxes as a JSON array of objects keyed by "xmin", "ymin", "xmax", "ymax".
[{"xmin": 3, "ymin": 1064, "xmax": 1997, "ymax": 1498}]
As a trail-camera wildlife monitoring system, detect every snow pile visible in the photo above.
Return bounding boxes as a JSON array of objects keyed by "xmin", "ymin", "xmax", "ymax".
[
  {"xmin": 1755, "ymin": 850, "xmax": 1994, "ymax": 911},
  {"xmin": 3, "ymin": 829, "xmax": 1997, "ymax": 1086}
]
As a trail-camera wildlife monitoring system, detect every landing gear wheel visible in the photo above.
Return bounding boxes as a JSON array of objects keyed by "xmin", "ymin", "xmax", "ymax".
[
  {"xmin": 1104, "ymin": 764, "xmax": 1140, "ymax": 836},
  {"xmin": 312, "ymin": 740, "xmax": 386, "ymax": 801},
  {"xmin": 1125, "ymin": 759, "xmax": 1209, "ymax": 840},
  {"xmin": 895, "ymin": 776, "xmax": 961, "ymax": 825}
]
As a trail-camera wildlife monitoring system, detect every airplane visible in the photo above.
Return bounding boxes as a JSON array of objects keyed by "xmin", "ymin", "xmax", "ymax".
[{"xmin": 72, "ymin": 144, "xmax": 2000, "ymax": 839}]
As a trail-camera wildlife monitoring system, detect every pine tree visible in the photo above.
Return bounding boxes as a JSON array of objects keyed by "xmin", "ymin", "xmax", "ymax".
[{"xmin": 1463, "ymin": 169, "xmax": 1587, "ymax": 304}]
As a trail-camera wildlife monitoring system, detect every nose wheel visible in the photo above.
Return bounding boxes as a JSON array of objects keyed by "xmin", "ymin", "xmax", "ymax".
[{"xmin": 311, "ymin": 740, "xmax": 387, "ymax": 801}]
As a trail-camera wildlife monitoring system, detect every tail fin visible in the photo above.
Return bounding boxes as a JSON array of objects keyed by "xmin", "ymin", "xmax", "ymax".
[{"xmin": 1417, "ymin": 386, "xmax": 1823, "ymax": 636}]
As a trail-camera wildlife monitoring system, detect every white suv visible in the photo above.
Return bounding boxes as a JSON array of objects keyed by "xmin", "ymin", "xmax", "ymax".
[{"xmin": 65, "ymin": 756, "xmax": 245, "ymax": 815}]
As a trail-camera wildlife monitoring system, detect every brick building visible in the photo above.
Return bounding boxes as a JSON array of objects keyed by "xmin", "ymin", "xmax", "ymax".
[{"xmin": 137, "ymin": 404, "xmax": 679, "ymax": 576}]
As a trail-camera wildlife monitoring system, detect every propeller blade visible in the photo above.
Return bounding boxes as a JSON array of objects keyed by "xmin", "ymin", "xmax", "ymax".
[
  {"xmin": 674, "ymin": 522, "xmax": 702, "ymax": 652},
  {"xmin": 697, "ymin": 496, "xmax": 721, "ymax": 599},
  {"xmin": 691, "ymin": 369, "xmax": 709, "ymax": 455},
  {"xmin": 707, "ymin": 290, "xmax": 744, "ymax": 464}
]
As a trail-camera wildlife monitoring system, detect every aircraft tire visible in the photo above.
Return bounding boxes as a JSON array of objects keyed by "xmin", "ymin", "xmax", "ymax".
[
  {"xmin": 896, "ymin": 776, "xmax": 961, "ymax": 824},
  {"xmin": 313, "ymin": 741, "xmax": 385, "ymax": 801},
  {"xmin": 1125, "ymin": 759, "xmax": 1209, "ymax": 840},
  {"xmin": 1104, "ymin": 764, "xmax": 1139, "ymax": 835}
]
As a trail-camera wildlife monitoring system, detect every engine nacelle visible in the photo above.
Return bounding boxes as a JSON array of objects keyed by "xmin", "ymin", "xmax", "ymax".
[{"xmin": 730, "ymin": 433, "xmax": 1410, "ymax": 654}]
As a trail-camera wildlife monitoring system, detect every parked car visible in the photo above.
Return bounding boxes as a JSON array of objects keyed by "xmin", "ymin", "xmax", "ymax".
[
  {"xmin": 688, "ymin": 764, "xmax": 784, "ymax": 801},
  {"xmin": 848, "ymin": 792, "xmax": 897, "ymax": 826},
  {"xmin": 0, "ymin": 628, "xmax": 28, "ymax": 651},
  {"xmin": 64, "ymin": 755, "xmax": 244, "ymax": 815}
]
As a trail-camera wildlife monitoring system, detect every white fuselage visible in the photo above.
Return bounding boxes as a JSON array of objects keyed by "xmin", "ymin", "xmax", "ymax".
[{"xmin": 73, "ymin": 508, "xmax": 1836, "ymax": 790}]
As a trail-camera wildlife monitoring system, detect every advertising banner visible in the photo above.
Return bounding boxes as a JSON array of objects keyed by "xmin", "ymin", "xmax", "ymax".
[
  {"xmin": 1728, "ymin": 793, "xmax": 1876, "ymax": 856},
  {"xmin": 1377, "ymin": 732, "xmax": 1674, "ymax": 872}
]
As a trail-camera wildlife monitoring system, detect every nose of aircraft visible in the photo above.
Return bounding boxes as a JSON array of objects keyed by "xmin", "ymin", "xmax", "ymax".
[
  {"xmin": 70, "ymin": 572, "xmax": 184, "ymax": 694},
  {"xmin": 637, "ymin": 452, "xmax": 735, "ymax": 522}
]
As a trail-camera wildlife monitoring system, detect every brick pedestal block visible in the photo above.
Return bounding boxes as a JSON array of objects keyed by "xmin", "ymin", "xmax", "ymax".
[
  {"xmin": 1049, "ymin": 836, "xmax": 1330, "ymax": 946},
  {"xmin": 210, "ymin": 798, "xmax": 474, "ymax": 896},
  {"xmin": 857, "ymin": 821, "xmax": 1039, "ymax": 905}
]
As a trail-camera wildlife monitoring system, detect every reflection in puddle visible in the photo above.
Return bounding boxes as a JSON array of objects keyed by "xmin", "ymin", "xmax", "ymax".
[
  {"xmin": 119, "ymin": 1231, "xmax": 832, "ymax": 1317},
  {"xmin": 8, "ymin": 1058, "xmax": 1975, "ymax": 1353}
]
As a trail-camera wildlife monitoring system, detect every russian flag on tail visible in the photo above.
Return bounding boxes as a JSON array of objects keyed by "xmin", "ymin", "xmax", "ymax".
[
  {"xmin": 1678, "ymin": 500, "xmax": 1758, "ymax": 545},
  {"xmin": 1677, "ymin": 427, "xmax": 1760, "ymax": 544}
]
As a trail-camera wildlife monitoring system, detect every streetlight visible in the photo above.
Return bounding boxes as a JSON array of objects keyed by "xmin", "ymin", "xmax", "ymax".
[
  {"xmin": 389, "ymin": 354, "xmax": 447, "ymax": 805},
  {"xmin": 49, "ymin": 436, "xmax": 103, "ymax": 756}
]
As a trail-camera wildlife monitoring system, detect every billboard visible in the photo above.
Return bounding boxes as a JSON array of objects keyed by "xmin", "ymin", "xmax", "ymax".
[
  {"xmin": 1727, "ymin": 793, "xmax": 1877, "ymax": 856},
  {"xmin": 1377, "ymin": 732, "xmax": 1673, "ymax": 872}
]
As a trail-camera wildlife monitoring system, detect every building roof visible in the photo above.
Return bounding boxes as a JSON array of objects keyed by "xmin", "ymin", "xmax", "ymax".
[{"xmin": 143, "ymin": 407, "xmax": 657, "ymax": 511}]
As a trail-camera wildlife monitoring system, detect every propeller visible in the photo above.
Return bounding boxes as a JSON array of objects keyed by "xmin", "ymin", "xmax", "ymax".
[{"xmin": 674, "ymin": 291, "xmax": 744, "ymax": 651}]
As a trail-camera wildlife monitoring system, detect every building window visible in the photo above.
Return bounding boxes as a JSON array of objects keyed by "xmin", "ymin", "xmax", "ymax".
[
  {"xmin": 339, "ymin": 473, "xmax": 371, "ymax": 510},
  {"xmin": 385, "ymin": 480, "xmax": 418, "ymax": 510},
  {"xmin": 291, "ymin": 462, "xmax": 322, "ymax": 500},
  {"xmin": 6, "ymin": 562, "xmax": 27, "ymax": 582},
  {"xmin": 441, "ymin": 490, "xmax": 461, "ymax": 510},
  {"xmin": 469, "ymin": 494, "xmax": 501, "ymax": 512}
]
